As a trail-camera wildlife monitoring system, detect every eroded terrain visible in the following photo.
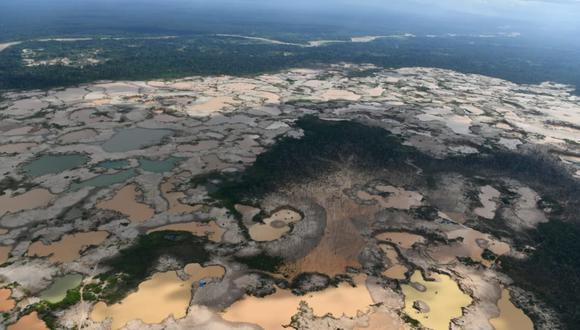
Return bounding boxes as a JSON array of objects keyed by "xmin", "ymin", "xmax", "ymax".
[{"xmin": 1, "ymin": 64, "xmax": 579, "ymax": 329}]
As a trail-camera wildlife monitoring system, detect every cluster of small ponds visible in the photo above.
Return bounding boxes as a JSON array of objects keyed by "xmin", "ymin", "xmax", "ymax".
[{"xmin": 1, "ymin": 125, "xmax": 537, "ymax": 330}]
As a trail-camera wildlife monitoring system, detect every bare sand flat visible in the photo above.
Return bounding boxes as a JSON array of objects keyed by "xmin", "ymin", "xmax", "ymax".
[{"xmin": 0, "ymin": 143, "xmax": 37, "ymax": 154}]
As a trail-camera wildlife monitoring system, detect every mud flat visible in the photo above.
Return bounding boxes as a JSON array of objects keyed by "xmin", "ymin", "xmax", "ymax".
[
  {"xmin": 6, "ymin": 312, "xmax": 48, "ymax": 330},
  {"xmin": 97, "ymin": 184, "xmax": 155, "ymax": 223},
  {"xmin": 222, "ymin": 275, "xmax": 373, "ymax": 330},
  {"xmin": 91, "ymin": 263, "xmax": 225, "ymax": 330},
  {"xmin": 0, "ymin": 189, "xmax": 55, "ymax": 217},
  {"xmin": 402, "ymin": 271, "xmax": 471, "ymax": 330},
  {"xmin": 28, "ymin": 231, "xmax": 109, "ymax": 263},
  {"xmin": 147, "ymin": 221, "xmax": 225, "ymax": 242},
  {"xmin": 489, "ymin": 289, "xmax": 533, "ymax": 330}
]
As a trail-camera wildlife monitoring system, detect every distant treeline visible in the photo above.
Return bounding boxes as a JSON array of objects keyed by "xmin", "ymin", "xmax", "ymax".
[{"xmin": 0, "ymin": 35, "xmax": 579, "ymax": 93}]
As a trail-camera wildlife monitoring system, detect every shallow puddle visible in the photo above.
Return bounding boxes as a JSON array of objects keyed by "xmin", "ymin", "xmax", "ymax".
[
  {"xmin": 147, "ymin": 221, "xmax": 225, "ymax": 242},
  {"xmin": 430, "ymin": 228, "xmax": 510, "ymax": 266},
  {"xmin": 39, "ymin": 274, "xmax": 83, "ymax": 303},
  {"xmin": 0, "ymin": 288, "xmax": 16, "ymax": 312},
  {"xmin": 6, "ymin": 311, "xmax": 48, "ymax": 330},
  {"xmin": 97, "ymin": 159, "xmax": 130, "ymax": 169},
  {"xmin": 70, "ymin": 169, "xmax": 137, "ymax": 190},
  {"xmin": 379, "ymin": 245, "xmax": 408, "ymax": 280},
  {"xmin": 0, "ymin": 246, "xmax": 11, "ymax": 264},
  {"xmin": 22, "ymin": 154, "xmax": 88, "ymax": 177},
  {"xmin": 402, "ymin": 271, "xmax": 471, "ymax": 330},
  {"xmin": 489, "ymin": 289, "xmax": 533, "ymax": 330},
  {"xmin": 222, "ymin": 275, "xmax": 373, "ymax": 330},
  {"xmin": 91, "ymin": 263, "xmax": 225, "ymax": 330},
  {"xmin": 248, "ymin": 208, "xmax": 302, "ymax": 242},
  {"xmin": 101, "ymin": 128, "xmax": 173, "ymax": 153},
  {"xmin": 138, "ymin": 157, "xmax": 182, "ymax": 173},
  {"xmin": 0, "ymin": 189, "xmax": 55, "ymax": 217},
  {"xmin": 357, "ymin": 186, "xmax": 422, "ymax": 210},
  {"xmin": 97, "ymin": 184, "xmax": 154, "ymax": 223},
  {"xmin": 28, "ymin": 231, "xmax": 109, "ymax": 263}
]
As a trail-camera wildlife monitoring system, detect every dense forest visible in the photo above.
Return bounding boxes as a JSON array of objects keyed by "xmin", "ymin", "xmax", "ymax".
[{"xmin": 1, "ymin": 35, "xmax": 579, "ymax": 93}]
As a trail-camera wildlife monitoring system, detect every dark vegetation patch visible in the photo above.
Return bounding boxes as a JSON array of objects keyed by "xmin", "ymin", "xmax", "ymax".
[
  {"xmin": 234, "ymin": 253, "xmax": 284, "ymax": 273},
  {"xmin": 97, "ymin": 231, "xmax": 209, "ymax": 304},
  {"xmin": 411, "ymin": 206, "xmax": 439, "ymax": 221},
  {"xmin": 290, "ymin": 272, "xmax": 331, "ymax": 295},
  {"xmin": 205, "ymin": 115, "xmax": 579, "ymax": 226},
  {"xmin": 501, "ymin": 221, "xmax": 580, "ymax": 329},
  {"xmin": 206, "ymin": 115, "xmax": 414, "ymax": 208},
  {"xmin": 481, "ymin": 248, "xmax": 497, "ymax": 261}
]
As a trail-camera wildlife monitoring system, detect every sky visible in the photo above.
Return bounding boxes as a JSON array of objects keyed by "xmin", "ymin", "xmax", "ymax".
[{"xmin": 0, "ymin": 0, "xmax": 579, "ymax": 41}]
